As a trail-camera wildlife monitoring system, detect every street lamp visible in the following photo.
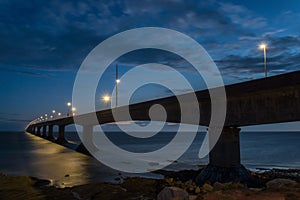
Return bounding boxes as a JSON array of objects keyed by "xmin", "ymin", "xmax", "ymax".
[
  {"xmin": 67, "ymin": 102, "xmax": 71, "ymax": 116},
  {"xmin": 259, "ymin": 43, "xmax": 267, "ymax": 77},
  {"xmin": 102, "ymin": 95, "xmax": 111, "ymax": 108},
  {"xmin": 72, "ymin": 107, "xmax": 76, "ymax": 116},
  {"xmin": 116, "ymin": 64, "xmax": 120, "ymax": 108},
  {"xmin": 58, "ymin": 112, "xmax": 61, "ymax": 117},
  {"xmin": 52, "ymin": 110, "xmax": 56, "ymax": 119}
]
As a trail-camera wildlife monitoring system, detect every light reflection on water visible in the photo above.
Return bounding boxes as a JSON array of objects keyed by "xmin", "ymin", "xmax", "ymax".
[
  {"xmin": 0, "ymin": 131, "xmax": 299, "ymax": 187},
  {"xmin": 0, "ymin": 132, "xmax": 161, "ymax": 188}
]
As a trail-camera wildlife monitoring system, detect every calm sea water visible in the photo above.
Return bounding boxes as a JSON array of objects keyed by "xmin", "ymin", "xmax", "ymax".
[{"xmin": 0, "ymin": 131, "xmax": 299, "ymax": 187}]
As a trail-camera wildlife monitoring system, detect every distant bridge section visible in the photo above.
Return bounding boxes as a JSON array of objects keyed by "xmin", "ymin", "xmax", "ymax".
[{"xmin": 26, "ymin": 70, "xmax": 300, "ymax": 185}]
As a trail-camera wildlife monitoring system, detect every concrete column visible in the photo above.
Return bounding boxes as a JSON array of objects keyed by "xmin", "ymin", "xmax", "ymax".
[
  {"xmin": 76, "ymin": 125, "xmax": 97, "ymax": 155},
  {"xmin": 55, "ymin": 125, "xmax": 67, "ymax": 144},
  {"xmin": 196, "ymin": 127, "xmax": 252, "ymax": 185},
  {"xmin": 31, "ymin": 126, "xmax": 36, "ymax": 134},
  {"xmin": 46, "ymin": 125, "xmax": 54, "ymax": 140},
  {"xmin": 42, "ymin": 125, "xmax": 47, "ymax": 137},
  {"xmin": 209, "ymin": 127, "xmax": 241, "ymax": 167},
  {"xmin": 36, "ymin": 126, "xmax": 41, "ymax": 136}
]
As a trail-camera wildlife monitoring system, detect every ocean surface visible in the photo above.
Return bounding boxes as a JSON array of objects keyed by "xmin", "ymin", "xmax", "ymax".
[{"xmin": 0, "ymin": 131, "xmax": 299, "ymax": 187}]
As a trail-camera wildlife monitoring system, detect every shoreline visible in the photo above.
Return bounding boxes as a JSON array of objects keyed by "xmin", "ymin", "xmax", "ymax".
[{"xmin": 1, "ymin": 167, "xmax": 299, "ymax": 199}]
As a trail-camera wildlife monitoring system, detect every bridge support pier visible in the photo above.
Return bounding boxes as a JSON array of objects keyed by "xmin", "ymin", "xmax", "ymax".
[
  {"xmin": 41, "ymin": 125, "xmax": 47, "ymax": 138},
  {"xmin": 76, "ymin": 125, "xmax": 97, "ymax": 155},
  {"xmin": 46, "ymin": 125, "xmax": 54, "ymax": 140},
  {"xmin": 36, "ymin": 126, "xmax": 41, "ymax": 136},
  {"xmin": 31, "ymin": 126, "xmax": 36, "ymax": 135},
  {"xmin": 196, "ymin": 127, "xmax": 252, "ymax": 185},
  {"xmin": 55, "ymin": 125, "xmax": 67, "ymax": 144}
]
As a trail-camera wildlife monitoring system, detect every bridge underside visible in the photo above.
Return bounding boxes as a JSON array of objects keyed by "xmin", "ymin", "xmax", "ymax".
[{"xmin": 26, "ymin": 70, "xmax": 300, "ymax": 186}]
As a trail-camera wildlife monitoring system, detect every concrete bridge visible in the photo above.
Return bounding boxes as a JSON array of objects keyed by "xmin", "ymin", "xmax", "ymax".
[{"xmin": 26, "ymin": 70, "xmax": 300, "ymax": 185}]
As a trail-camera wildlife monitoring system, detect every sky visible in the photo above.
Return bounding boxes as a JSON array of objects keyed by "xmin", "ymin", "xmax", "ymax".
[{"xmin": 0, "ymin": 0, "xmax": 300, "ymax": 131}]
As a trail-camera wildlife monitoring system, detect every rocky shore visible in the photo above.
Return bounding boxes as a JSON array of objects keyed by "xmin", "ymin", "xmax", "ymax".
[{"xmin": 0, "ymin": 167, "xmax": 299, "ymax": 200}]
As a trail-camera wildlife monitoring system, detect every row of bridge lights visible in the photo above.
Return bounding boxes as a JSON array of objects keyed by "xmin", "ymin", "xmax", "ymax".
[
  {"xmin": 35, "ymin": 102, "xmax": 77, "ymax": 122},
  {"xmin": 34, "ymin": 94, "xmax": 114, "ymax": 123},
  {"xmin": 34, "ymin": 47, "xmax": 268, "ymax": 123},
  {"xmin": 98, "ymin": 44, "xmax": 266, "ymax": 108},
  {"xmin": 35, "ymin": 94, "xmax": 115, "ymax": 123}
]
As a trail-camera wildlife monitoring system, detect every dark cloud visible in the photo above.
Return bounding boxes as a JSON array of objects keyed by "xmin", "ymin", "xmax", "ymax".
[
  {"xmin": 0, "ymin": 0, "xmax": 262, "ymax": 74},
  {"xmin": 0, "ymin": 117, "xmax": 31, "ymax": 123},
  {"xmin": 0, "ymin": 66, "xmax": 49, "ymax": 77},
  {"xmin": 216, "ymin": 35, "xmax": 300, "ymax": 81},
  {"xmin": 0, "ymin": 0, "xmax": 298, "ymax": 79}
]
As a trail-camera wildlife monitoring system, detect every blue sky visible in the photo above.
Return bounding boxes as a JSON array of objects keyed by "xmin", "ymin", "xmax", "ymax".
[{"xmin": 0, "ymin": 0, "xmax": 300, "ymax": 131}]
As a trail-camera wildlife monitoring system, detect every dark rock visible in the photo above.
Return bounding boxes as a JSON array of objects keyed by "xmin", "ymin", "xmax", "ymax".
[
  {"xmin": 157, "ymin": 187, "xmax": 189, "ymax": 200},
  {"xmin": 31, "ymin": 177, "xmax": 51, "ymax": 187},
  {"xmin": 202, "ymin": 183, "xmax": 213, "ymax": 192},
  {"xmin": 195, "ymin": 164, "xmax": 263, "ymax": 187},
  {"xmin": 76, "ymin": 143, "xmax": 92, "ymax": 156},
  {"xmin": 155, "ymin": 169, "xmax": 202, "ymax": 182},
  {"xmin": 266, "ymin": 178, "xmax": 297, "ymax": 189}
]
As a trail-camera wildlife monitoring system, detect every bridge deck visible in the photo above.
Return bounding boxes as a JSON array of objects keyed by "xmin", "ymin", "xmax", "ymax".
[{"xmin": 31, "ymin": 70, "xmax": 300, "ymax": 128}]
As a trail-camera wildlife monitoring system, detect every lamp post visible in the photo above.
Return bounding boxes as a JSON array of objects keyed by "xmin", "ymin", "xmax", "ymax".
[
  {"xmin": 116, "ymin": 64, "xmax": 120, "ymax": 108},
  {"xmin": 259, "ymin": 43, "xmax": 267, "ymax": 78},
  {"xmin": 67, "ymin": 102, "xmax": 71, "ymax": 116},
  {"xmin": 72, "ymin": 107, "xmax": 76, "ymax": 116},
  {"xmin": 52, "ymin": 110, "xmax": 56, "ymax": 119},
  {"xmin": 102, "ymin": 95, "xmax": 111, "ymax": 108},
  {"xmin": 58, "ymin": 112, "xmax": 61, "ymax": 118}
]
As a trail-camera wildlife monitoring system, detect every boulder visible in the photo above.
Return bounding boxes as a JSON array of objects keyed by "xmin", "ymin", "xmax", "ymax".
[
  {"xmin": 202, "ymin": 183, "xmax": 213, "ymax": 192},
  {"xmin": 157, "ymin": 187, "xmax": 189, "ymax": 200},
  {"xmin": 266, "ymin": 178, "xmax": 297, "ymax": 189},
  {"xmin": 194, "ymin": 187, "xmax": 201, "ymax": 194}
]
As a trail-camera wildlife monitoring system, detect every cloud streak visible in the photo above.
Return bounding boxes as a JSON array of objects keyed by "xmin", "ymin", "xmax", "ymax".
[{"xmin": 0, "ymin": 0, "xmax": 298, "ymax": 78}]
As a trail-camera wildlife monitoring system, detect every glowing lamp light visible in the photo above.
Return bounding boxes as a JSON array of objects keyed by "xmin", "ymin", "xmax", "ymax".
[
  {"xmin": 102, "ymin": 95, "xmax": 111, "ymax": 102},
  {"xmin": 259, "ymin": 43, "xmax": 267, "ymax": 50}
]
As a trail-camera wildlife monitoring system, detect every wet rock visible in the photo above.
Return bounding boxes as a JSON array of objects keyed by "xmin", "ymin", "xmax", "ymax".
[
  {"xmin": 202, "ymin": 183, "xmax": 213, "ymax": 192},
  {"xmin": 157, "ymin": 187, "xmax": 189, "ymax": 200},
  {"xmin": 71, "ymin": 191, "xmax": 82, "ymax": 200},
  {"xmin": 31, "ymin": 177, "xmax": 51, "ymax": 187},
  {"xmin": 213, "ymin": 182, "xmax": 223, "ymax": 190},
  {"xmin": 196, "ymin": 164, "xmax": 253, "ymax": 186},
  {"xmin": 213, "ymin": 182, "xmax": 244, "ymax": 191},
  {"xmin": 194, "ymin": 187, "xmax": 201, "ymax": 194},
  {"xmin": 165, "ymin": 178, "xmax": 174, "ymax": 185},
  {"xmin": 189, "ymin": 195, "xmax": 198, "ymax": 200},
  {"xmin": 266, "ymin": 178, "xmax": 297, "ymax": 189}
]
